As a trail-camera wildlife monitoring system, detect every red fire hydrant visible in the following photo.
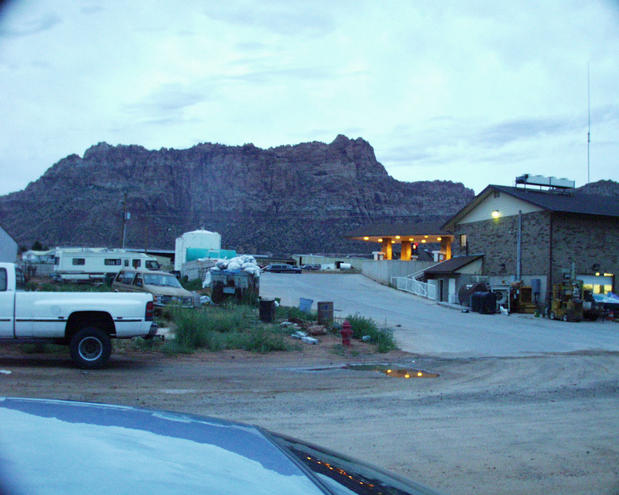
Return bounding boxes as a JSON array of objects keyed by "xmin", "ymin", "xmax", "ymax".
[{"xmin": 341, "ymin": 320, "xmax": 352, "ymax": 346}]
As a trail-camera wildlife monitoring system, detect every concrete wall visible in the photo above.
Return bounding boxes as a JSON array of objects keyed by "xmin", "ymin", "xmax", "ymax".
[
  {"xmin": 0, "ymin": 225, "xmax": 18, "ymax": 263},
  {"xmin": 294, "ymin": 255, "xmax": 433, "ymax": 285}
]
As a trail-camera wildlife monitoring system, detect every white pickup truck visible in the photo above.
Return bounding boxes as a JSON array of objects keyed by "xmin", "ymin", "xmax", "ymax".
[{"xmin": 0, "ymin": 262, "xmax": 157, "ymax": 369}]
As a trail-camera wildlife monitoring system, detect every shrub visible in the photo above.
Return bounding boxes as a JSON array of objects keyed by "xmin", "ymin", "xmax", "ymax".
[
  {"xmin": 168, "ymin": 305, "xmax": 289, "ymax": 353},
  {"xmin": 276, "ymin": 305, "xmax": 317, "ymax": 322},
  {"xmin": 344, "ymin": 314, "xmax": 398, "ymax": 353}
]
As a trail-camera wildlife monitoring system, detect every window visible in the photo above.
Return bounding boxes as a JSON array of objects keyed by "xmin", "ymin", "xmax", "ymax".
[
  {"xmin": 72, "ymin": 258, "xmax": 85, "ymax": 265},
  {"xmin": 459, "ymin": 234, "xmax": 467, "ymax": 248},
  {"xmin": 0, "ymin": 269, "xmax": 6, "ymax": 291},
  {"xmin": 104, "ymin": 258, "xmax": 121, "ymax": 266},
  {"xmin": 15, "ymin": 267, "xmax": 26, "ymax": 290},
  {"xmin": 54, "ymin": 256, "xmax": 59, "ymax": 265},
  {"xmin": 132, "ymin": 259, "xmax": 141, "ymax": 268},
  {"xmin": 145, "ymin": 260, "xmax": 160, "ymax": 270},
  {"xmin": 124, "ymin": 259, "xmax": 129, "ymax": 266}
]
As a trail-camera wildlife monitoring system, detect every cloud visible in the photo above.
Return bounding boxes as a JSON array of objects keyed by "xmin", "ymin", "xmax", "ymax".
[
  {"xmin": 203, "ymin": 3, "xmax": 335, "ymax": 37},
  {"xmin": 477, "ymin": 116, "xmax": 580, "ymax": 147},
  {"xmin": 124, "ymin": 83, "xmax": 211, "ymax": 116},
  {"xmin": 0, "ymin": 12, "xmax": 61, "ymax": 37}
]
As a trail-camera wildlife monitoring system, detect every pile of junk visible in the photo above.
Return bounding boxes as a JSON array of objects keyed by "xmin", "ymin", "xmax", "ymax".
[{"xmin": 202, "ymin": 255, "xmax": 261, "ymax": 304}]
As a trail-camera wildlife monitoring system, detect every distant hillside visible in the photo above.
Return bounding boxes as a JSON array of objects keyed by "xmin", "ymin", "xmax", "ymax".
[
  {"xmin": 0, "ymin": 135, "xmax": 474, "ymax": 253},
  {"xmin": 577, "ymin": 179, "xmax": 619, "ymax": 197}
]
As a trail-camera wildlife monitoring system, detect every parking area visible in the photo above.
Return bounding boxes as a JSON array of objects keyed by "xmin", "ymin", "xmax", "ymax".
[{"xmin": 260, "ymin": 272, "xmax": 619, "ymax": 357}]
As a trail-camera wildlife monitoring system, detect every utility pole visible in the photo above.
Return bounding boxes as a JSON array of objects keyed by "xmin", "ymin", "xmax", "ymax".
[
  {"xmin": 121, "ymin": 193, "xmax": 130, "ymax": 249},
  {"xmin": 587, "ymin": 63, "xmax": 591, "ymax": 184}
]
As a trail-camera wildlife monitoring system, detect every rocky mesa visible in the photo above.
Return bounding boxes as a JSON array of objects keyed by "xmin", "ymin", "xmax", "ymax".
[{"xmin": 0, "ymin": 135, "xmax": 474, "ymax": 253}]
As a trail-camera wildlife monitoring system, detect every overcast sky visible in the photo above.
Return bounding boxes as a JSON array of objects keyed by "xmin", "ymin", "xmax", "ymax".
[{"xmin": 1, "ymin": 0, "xmax": 617, "ymax": 196}]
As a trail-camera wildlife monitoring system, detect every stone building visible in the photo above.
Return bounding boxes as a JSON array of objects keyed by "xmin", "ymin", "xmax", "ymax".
[{"xmin": 441, "ymin": 184, "xmax": 619, "ymax": 305}]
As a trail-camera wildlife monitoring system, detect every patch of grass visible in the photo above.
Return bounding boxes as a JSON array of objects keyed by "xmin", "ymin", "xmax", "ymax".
[
  {"xmin": 276, "ymin": 305, "xmax": 317, "ymax": 322},
  {"xmin": 168, "ymin": 305, "xmax": 291, "ymax": 353},
  {"xmin": 19, "ymin": 343, "xmax": 66, "ymax": 354},
  {"xmin": 344, "ymin": 314, "xmax": 398, "ymax": 353}
]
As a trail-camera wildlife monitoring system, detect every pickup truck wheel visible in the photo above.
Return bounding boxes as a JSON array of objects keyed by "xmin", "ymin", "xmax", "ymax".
[{"xmin": 70, "ymin": 327, "xmax": 111, "ymax": 369}]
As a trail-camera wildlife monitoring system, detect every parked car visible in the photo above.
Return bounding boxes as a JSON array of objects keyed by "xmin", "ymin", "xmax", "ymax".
[
  {"xmin": 0, "ymin": 262, "xmax": 156, "ymax": 369},
  {"xmin": 302, "ymin": 264, "xmax": 321, "ymax": 271},
  {"xmin": 0, "ymin": 398, "xmax": 442, "ymax": 495},
  {"xmin": 113, "ymin": 269, "xmax": 195, "ymax": 308},
  {"xmin": 264, "ymin": 263, "xmax": 302, "ymax": 274}
]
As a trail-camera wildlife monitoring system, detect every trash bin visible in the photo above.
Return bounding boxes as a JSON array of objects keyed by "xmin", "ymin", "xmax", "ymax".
[
  {"xmin": 317, "ymin": 301, "xmax": 334, "ymax": 325},
  {"xmin": 299, "ymin": 298, "xmax": 313, "ymax": 313},
  {"xmin": 259, "ymin": 298, "xmax": 275, "ymax": 322}
]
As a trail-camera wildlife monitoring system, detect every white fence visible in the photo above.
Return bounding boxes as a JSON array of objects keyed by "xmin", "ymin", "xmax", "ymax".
[{"xmin": 391, "ymin": 275, "xmax": 438, "ymax": 300}]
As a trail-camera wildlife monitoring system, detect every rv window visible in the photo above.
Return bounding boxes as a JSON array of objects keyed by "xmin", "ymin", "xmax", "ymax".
[
  {"xmin": 124, "ymin": 260, "xmax": 129, "ymax": 266},
  {"xmin": 72, "ymin": 258, "xmax": 85, "ymax": 266},
  {"xmin": 132, "ymin": 259, "xmax": 141, "ymax": 268},
  {"xmin": 145, "ymin": 260, "xmax": 160, "ymax": 270},
  {"xmin": 0, "ymin": 269, "xmax": 6, "ymax": 291},
  {"xmin": 54, "ymin": 256, "xmax": 59, "ymax": 265},
  {"xmin": 104, "ymin": 258, "xmax": 121, "ymax": 266}
]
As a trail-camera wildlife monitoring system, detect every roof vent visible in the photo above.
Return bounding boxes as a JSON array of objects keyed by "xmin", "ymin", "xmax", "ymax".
[{"xmin": 515, "ymin": 174, "xmax": 575, "ymax": 190}]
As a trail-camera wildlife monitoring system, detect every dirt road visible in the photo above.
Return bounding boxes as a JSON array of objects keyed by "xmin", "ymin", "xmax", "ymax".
[{"xmin": 1, "ymin": 339, "xmax": 617, "ymax": 495}]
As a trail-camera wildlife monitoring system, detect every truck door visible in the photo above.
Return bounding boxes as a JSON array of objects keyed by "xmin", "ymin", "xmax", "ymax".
[{"xmin": 0, "ymin": 267, "xmax": 15, "ymax": 337}]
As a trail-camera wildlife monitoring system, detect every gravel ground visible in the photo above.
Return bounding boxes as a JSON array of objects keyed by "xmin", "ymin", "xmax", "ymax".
[{"xmin": 1, "ymin": 339, "xmax": 618, "ymax": 495}]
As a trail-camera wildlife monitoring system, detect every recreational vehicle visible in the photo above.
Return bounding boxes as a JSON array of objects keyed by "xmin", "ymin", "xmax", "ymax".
[{"xmin": 52, "ymin": 247, "xmax": 160, "ymax": 282}]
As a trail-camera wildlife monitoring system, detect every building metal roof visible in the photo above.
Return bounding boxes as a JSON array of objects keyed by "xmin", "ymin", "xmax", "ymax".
[
  {"xmin": 443, "ymin": 184, "xmax": 619, "ymax": 229},
  {"xmin": 344, "ymin": 221, "xmax": 450, "ymax": 239},
  {"xmin": 424, "ymin": 255, "xmax": 483, "ymax": 275}
]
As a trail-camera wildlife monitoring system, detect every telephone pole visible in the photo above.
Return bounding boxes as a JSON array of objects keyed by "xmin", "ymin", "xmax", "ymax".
[{"xmin": 121, "ymin": 193, "xmax": 130, "ymax": 249}]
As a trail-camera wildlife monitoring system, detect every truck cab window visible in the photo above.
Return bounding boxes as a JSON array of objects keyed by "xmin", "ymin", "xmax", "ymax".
[
  {"xmin": 15, "ymin": 267, "xmax": 26, "ymax": 291},
  {"xmin": 134, "ymin": 276, "xmax": 143, "ymax": 287},
  {"xmin": 0, "ymin": 269, "xmax": 6, "ymax": 291}
]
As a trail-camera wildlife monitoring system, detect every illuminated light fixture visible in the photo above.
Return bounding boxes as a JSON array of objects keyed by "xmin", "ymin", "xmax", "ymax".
[
  {"xmin": 363, "ymin": 236, "xmax": 369, "ymax": 241},
  {"xmin": 437, "ymin": 236, "xmax": 442, "ymax": 241},
  {"xmin": 391, "ymin": 240, "xmax": 395, "ymax": 244},
  {"xmin": 404, "ymin": 373, "xmax": 411, "ymax": 379},
  {"xmin": 421, "ymin": 239, "xmax": 427, "ymax": 243},
  {"xmin": 378, "ymin": 238, "xmax": 383, "ymax": 242},
  {"xmin": 492, "ymin": 210, "xmax": 501, "ymax": 219},
  {"xmin": 595, "ymin": 272, "xmax": 600, "ymax": 276},
  {"xmin": 409, "ymin": 238, "xmax": 414, "ymax": 241},
  {"xmin": 395, "ymin": 235, "xmax": 400, "ymax": 239},
  {"xmin": 424, "ymin": 235, "xmax": 428, "ymax": 238},
  {"xmin": 604, "ymin": 273, "xmax": 613, "ymax": 277},
  {"xmin": 417, "ymin": 371, "xmax": 423, "ymax": 377},
  {"xmin": 386, "ymin": 369, "xmax": 392, "ymax": 373}
]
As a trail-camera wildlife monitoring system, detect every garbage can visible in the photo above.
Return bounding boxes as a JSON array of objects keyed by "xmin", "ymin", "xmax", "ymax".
[
  {"xmin": 299, "ymin": 298, "xmax": 313, "ymax": 313},
  {"xmin": 317, "ymin": 301, "xmax": 334, "ymax": 325},
  {"xmin": 259, "ymin": 298, "xmax": 276, "ymax": 322}
]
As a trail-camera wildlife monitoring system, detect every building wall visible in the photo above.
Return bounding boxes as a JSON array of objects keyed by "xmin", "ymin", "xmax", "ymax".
[
  {"xmin": 0, "ymin": 225, "xmax": 18, "ymax": 263},
  {"xmin": 453, "ymin": 210, "xmax": 552, "ymax": 278},
  {"xmin": 453, "ymin": 210, "xmax": 618, "ymax": 298},
  {"xmin": 551, "ymin": 213, "xmax": 618, "ymax": 290},
  {"xmin": 459, "ymin": 192, "xmax": 543, "ymax": 224}
]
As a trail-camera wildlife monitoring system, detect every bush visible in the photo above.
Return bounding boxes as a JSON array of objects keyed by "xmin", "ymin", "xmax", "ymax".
[
  {"xmin": 344, "ymin": 314, "xmax": 397, "ymax": 353},
  {"xmin": 168, "ymin": 305, "xmax": 290, "ymax": 353},
  {"xmin": 276, "ymin": 305, "xmax": 317, "ymax": 322}
]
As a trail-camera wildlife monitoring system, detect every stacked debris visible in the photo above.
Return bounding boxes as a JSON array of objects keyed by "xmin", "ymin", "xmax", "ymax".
[{"xmin": 203, "ymin": 255, "xmax": 261, "ymax": 303}]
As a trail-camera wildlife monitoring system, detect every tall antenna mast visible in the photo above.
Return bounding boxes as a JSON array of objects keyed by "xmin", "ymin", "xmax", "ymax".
[{"xmin": 587, "ymin": 63, "xmax": 591, "ymax": 184}]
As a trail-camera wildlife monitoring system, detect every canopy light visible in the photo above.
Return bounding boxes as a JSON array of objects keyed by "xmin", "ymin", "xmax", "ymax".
[
  {"xmin": 363, "ymin": 236, "xmax": 369, "ymax": 241},
  {"xmin": 492, "ymin": 210, "xmax": 501, "ymax": 219}
]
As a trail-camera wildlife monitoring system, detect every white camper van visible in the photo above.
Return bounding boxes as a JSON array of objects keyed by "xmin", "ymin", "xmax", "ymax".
[{"xmin": 52, "ymin": 247, "xmax": 160, "ymax": 282}]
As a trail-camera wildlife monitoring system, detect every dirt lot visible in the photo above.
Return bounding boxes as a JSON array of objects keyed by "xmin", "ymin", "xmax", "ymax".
[{"xmin": 1, "ymin": 337, "xmax": 618, "ymax": 495}]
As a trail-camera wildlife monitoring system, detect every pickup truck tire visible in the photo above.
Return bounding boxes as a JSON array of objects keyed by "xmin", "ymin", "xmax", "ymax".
[{"xmin": 70, "ymin": 327, "xmax": 112, "ymax": 369}]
